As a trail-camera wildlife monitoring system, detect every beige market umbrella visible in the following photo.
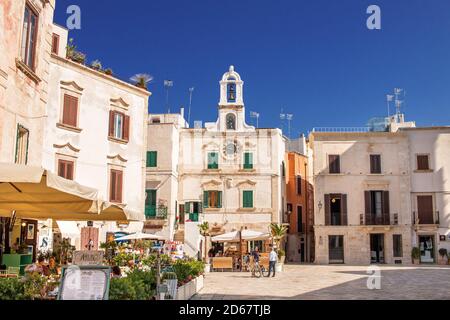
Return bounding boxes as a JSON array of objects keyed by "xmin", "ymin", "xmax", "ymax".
[
  {"xmin": 115, "ymin": 232, "xmax": 166, "ymax": 241},
  {"xmin": 0, "ymin": 163, "xmax": 133, "ymax": 221}
]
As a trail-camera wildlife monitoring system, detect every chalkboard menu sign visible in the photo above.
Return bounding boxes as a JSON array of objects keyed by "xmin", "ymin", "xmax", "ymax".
[{"xmin": 58, "ymin": 266, "xmax": 111, "ymax": 300}]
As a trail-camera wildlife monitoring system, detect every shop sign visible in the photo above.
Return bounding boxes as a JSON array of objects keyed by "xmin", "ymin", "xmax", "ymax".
[{"xmin": 72, "ymin": 250, "xmax": 104, "ymax": 266}]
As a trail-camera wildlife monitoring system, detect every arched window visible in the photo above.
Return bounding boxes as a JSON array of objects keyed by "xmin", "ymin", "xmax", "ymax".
[
  {"xmin": 227, "ymin": 83, "xmax": 236, "ymax": 103},
  {"xmin": 226, "ymin": 113, "xmax": 236, "ymax": 130}
]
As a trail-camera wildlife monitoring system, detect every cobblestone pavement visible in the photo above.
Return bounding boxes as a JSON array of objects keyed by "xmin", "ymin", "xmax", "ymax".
[{"xmin": 192, "ymin": 264, "xmax": 450, "ymax": 300}]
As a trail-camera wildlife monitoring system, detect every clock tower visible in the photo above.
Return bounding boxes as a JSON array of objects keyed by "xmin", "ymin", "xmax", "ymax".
[{"xmin": 206, "ymin": 66, "xmax": 255, "ymax": 132}]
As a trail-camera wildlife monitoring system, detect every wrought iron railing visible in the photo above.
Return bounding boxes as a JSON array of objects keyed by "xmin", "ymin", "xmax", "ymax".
[
  {"xmin": 413, "ymin": 212, "xmax": 440, "ymax": 225},
  {"xmin": 360, "ymin": 213, "xmax": 398, "ymax": 226},
  {"xmin": 312, "ymin": 127, "xmax": 370, "ymax": 133},
  {"xmin": 145, "ymin": 206, "xmax": 168, "ymax": 220}
]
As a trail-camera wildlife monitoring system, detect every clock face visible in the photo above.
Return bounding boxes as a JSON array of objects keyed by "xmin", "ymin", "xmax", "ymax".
[
  {"xmin": 226, "ymin": 143, "xmax": 237, "ymax": 155},
  {"xmin": 223, "ymin": 141, "xmax": 240, "ymax": 159}
]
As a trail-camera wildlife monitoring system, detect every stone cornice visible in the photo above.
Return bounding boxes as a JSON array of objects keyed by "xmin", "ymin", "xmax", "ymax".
[
  {"xmin": 53, "ymin": 142, "xmax": 80, "ymax": 153},
  {"xmin": 60, "ymin": 80, "xmax": 84, "ymax": 92},
  {"xmin": 51, "ymin": 54, "xmax": 151, "ymax": 98}
]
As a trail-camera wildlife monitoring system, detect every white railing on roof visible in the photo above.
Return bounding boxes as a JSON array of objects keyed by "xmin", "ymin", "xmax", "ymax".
[{"xmin": 312, "ymin": 127, "xmax": 371, "ymax": 133}]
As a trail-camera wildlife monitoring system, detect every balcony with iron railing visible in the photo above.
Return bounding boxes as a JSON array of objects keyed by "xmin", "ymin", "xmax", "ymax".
[
  {"xmin": 413, "ymin": 211, "xmax": 440, "ymax": 226},
  {"xmin": 360, "ymin": 213, "xmax": 398, "ymax": 226},
  {"xmin": 145, "ymin": 205, "xmax": 168, "ymax": 220}
]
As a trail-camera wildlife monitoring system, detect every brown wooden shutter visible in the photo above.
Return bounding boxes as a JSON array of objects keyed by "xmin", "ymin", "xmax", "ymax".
[
  {"xmin": 417, "ymin": 195, "xmax": 434, "ymax": 224},
  {"xmin": 51, "ymin": 33, "xmax": 59, "ymax": 55},
  {"xmin": 329, "ymin": 155, "xmax": 340, "ymax": 174},
  {"xmin": 370, "ymin": 155, "xmax": 381, "ymax": 174},
  {"xmin": 417, "ymin": 155, "xmax": 429, "ymax": 170},
  {"xmin": 110, "ymin": 170, "xmax": 116, "ymax": 201},
  {"xmin": 382, "ymin": 191, "xmax": 390, "ymax": 225},
  {"xmin": 341, "ymin": 194, "xmax": 348, "ymax": 226},
  {"xmin": 117, "ymin": 171, "xmax": 123, "ymax": 203},
  {"xmin": 364, "ymin": 191, "xmax": 371, "ymax": 225},
  {"xmin": 58, "ymin": 160, "xmax": 65, "ymax": 178},
  {"xmin": 70, "ymin": 96, "xmax": 78, "ymax": 127},
  {"xmin": 109, "ymin": 111, "xmax": 115, "ymax": 137},
  {"xmin": 324, "ymin": 194, "xmax": 331, "ymax": 226},
  {"xmin": 66, "ymin": 162, "xmax": 74, "ymax": 180},
  {"xmin": 62, "ymin": 95, "xmax": 71, "ymax": 125},
  {"xmin": 123, "ymin": 115, "xmax": 130, "ymax": 141},
  {"xmin": 62, "ymin": 95, "xmax": 78, "ymax": 127}
]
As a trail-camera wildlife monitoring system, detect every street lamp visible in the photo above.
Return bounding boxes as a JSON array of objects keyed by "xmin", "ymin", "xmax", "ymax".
[{"xmin": 318, "ymin": 201, "xmax": 323, "ymax": 211}]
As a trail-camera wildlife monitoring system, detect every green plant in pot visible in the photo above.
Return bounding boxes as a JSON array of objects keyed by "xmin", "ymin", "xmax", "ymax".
[
  {"xmin": 66, "ymin": 38, "xmax": 86, "ymax": 64},
  {"xmin": 270, "ymin": 223, "xmax": 287, "ymax": 263},
  {"xmin": 130, "ymin": 73, "xmax": 153, "ymax": 90},
  {"xmin": 411, "ymin": 247, "xmax": 421, "ymax": 264},
  {"xmin": 90, "ymin": 59, "xmax": 103, "ymax": 71}
]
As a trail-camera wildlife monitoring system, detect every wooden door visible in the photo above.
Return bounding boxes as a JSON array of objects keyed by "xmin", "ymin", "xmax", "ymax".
[{"xmin": 81, "ymin": 227, "xmax": 99, "ymax": 251}]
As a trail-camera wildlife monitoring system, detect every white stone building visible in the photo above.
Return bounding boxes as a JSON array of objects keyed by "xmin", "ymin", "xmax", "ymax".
[
  {"xmin": 40, "ymin": 25, "xmax": 151, "ymax": 249},
  {"xmin": 147, "ymin": 66, "xmax": 286, "ymax": 257},
  {"xmin": 310, "ymin": 129, "xmax": 413, "ymax": 265},
  {"xmin": 402, "ymin": 126, "xmax": 450, "ymax": 262}
]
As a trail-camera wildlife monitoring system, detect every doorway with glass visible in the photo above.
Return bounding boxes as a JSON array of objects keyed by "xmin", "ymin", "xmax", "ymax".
[
  {"xmin": 370, "ymin": 234, "xmax": 385, "ymax": 264},
  {"xmin": 419, "ymin": 235, "xmax": 435, "ymax": 263}
]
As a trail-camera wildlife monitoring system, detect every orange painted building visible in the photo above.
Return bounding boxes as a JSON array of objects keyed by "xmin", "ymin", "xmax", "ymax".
[{"xmin": 285, "ymin": 152, "xmax": 314, "ymax": 263}]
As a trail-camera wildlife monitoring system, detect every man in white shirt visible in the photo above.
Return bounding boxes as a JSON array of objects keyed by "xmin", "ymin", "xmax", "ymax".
[{"xmin": 267, "ymin": 247, "xmax": 278, "ymax": 277}]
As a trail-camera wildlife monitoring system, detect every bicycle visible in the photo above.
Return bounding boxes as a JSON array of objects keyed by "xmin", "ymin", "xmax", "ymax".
[{"xmin": 251, "ymin": 261, "xmax": 268, "ymax": 278}]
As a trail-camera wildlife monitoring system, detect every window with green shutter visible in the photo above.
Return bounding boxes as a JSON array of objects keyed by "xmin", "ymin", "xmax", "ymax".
[
  {"xmin": 243, "ymin": 191, "xmax": 254, "ymax": 208},
  {"xmin": 244, "ymin": 152, "xmax": 253, "ymax": 169},
  {"xmin": 207, "ymin": 152, "xmax": 219, "ymax": 169},
  {"xmin": 146, "ymin": 151, "xmax": 157, "ymax": 167}
]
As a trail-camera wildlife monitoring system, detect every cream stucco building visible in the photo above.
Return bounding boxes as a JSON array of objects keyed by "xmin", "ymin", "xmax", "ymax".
[
  {"xmin": 402, "ymin": 126, "xmax": 450, "ymax": 262},
  {"xmin": 39, "ymin": 24, "xmax": 151, "ymax": 249},
  {"xmin": 147, "ymin": 66, "xmax": 286, "ymax": 257},
  {"xmin": 311, "ymin": 126, "xmax": 414, "ymax": 265}
]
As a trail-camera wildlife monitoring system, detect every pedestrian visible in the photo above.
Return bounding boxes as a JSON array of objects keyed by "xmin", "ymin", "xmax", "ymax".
[{"xmin": 267, "ymin": 247, "xmax": 277, "ymax": 277}]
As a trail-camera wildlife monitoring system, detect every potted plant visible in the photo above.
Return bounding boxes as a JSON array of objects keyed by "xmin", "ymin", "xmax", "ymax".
[
  {"xmin": 438, "ymin": 248, "xmax": 448, "ymax": 265},
  {"xmin": 270, "ymin": 223, "xmax": 288, "ymax": 272},
  {"xmin": 104, "ymin": 68, "xmax": 113, "ymax": 76},
  {"xmin": 66, "ymin": 38, "xmax": 86, "ymax": 64},
  {"xmin": 130, "ymin": 73, "xmax": 153, "ymax": 90},
  {"xmin": 90, "ymin": 59, "xmax": 103, "ymax": 71},
  {"xmin": 411, "ymin": 247, "xmax": 421, "ymax": 265}
]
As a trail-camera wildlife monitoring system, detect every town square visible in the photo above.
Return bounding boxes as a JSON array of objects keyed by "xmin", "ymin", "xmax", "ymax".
[{"xmin": 0, "ymin": 0, "xmax": 450, "ymax": 303}]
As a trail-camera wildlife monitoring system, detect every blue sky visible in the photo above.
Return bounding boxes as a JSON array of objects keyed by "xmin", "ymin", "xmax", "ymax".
[{"xmin": 53, "ymin": 0, "xmax": 450, "ymax": 136}]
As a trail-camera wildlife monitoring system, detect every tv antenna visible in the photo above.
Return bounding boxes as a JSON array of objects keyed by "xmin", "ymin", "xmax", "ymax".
[
  {"xmin": 386, "ymin": 95, "xmax": 394, "ymax": 117},
  {"xmin": 250, "ymin": 111, "xmax": 260, "ymax": 128},
  {"xmin": 188, "ymin": 87, "xmax": 195, "ymax": 126},
  {"xmin": 280, "ymin": 109, "xmax": 293, "ymax": 138},
  {"xmin": 164, "ymin": 80, "xmax": 174, "ymax": 113}
]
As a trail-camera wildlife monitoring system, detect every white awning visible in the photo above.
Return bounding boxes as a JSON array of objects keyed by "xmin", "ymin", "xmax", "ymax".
[
  {"xmin": 56, "ymin": 221, "xmax": 80, "ymax": 238},
  {"xmin": 211, "ymin": 230, "xmax": 271, "ymax": 243}
]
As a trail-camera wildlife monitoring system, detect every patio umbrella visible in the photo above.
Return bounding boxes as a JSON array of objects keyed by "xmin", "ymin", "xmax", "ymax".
[
  {"xmin": 0, "ymin": 163, "xmax": 135, "ymax": 221},
  {"xmin": 115, "ymin": 232, "xmax": 166, "ymax": 241},
  {"xmin": 211, "ymin": 230, "xmax": 270, "ymax": 242}
]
